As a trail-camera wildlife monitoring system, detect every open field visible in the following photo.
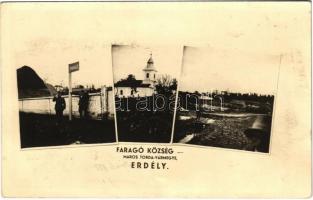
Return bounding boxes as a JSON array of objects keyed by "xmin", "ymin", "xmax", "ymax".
[
  {"xmin": 174, "ymin": 112, "xmax": 272, "ymax": 152},
  {"xmin": 19, "ymin": 112, "xmax": 116, "ymax": 148}
]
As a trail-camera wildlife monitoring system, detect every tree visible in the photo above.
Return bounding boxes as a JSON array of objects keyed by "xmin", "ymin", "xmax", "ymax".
[
  {"xmin": 126, "ymin": 74, "xmax": 136, "ymax": 81},
  {"xmin": 115, "ymin": 74, "xmax": 139, "ymax": 95},
  {"xmin": 170, "ymin": 78, "xmax": 178, "ymax": 91},
  {"xmin": 155, "ymin": 74, "xmax": 177, "ymax": 96},
  {"xmin": 126, "ymin": 74, "xmax": 138, "ymax": 94},
  {"xmin": 76, "ymin": 85, "xmax": 84, "ymax": 89}
]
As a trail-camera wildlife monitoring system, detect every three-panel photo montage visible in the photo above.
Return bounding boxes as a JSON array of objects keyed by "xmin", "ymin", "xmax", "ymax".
[{"xmin": 17, "ymin": 42, "xmax": 279, "ymax": 153}]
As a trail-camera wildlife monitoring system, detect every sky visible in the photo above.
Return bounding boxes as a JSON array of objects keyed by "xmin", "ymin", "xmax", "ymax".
[
  {"xmin": 14, "ymin": 39, "xmax": 113, "ymax": 88},
  {"xmin": 4, "ymin": 3, "xmax": 309, "ymax": 92},
  {"xmin": 179, "ymin": 46, "xmax": 281, "ymax": 95},
  {"xmin": 112, "ymin": 45, "xmax": 182, "ymax": 83}
]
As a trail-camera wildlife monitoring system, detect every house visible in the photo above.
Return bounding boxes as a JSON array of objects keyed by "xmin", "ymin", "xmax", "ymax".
[{"xmin": 114, "ymin": 54, "xmax": 158, "ymax": 98}]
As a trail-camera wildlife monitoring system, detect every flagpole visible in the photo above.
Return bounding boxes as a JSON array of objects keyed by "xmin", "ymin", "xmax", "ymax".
[
  {"xmin": 68, "ymin": 61, "xmax": 79, "ymax": 121},
  {"xmin": 69, "ymin": 71, "xmax": 72, "ymax": 121}
]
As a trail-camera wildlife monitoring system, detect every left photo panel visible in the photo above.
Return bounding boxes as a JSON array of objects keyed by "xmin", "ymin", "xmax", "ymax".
[{"xmin": 16, "ymin": 41, "xmax": 117, "ymax": 148}]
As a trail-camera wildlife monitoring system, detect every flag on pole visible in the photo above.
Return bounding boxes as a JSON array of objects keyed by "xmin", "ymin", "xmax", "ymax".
[{"xmin": 69, "ymin": 62, "xmax": 79, "ymax": 73}]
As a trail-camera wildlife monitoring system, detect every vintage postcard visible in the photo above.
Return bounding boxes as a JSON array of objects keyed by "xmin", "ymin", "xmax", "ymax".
[{"xmin": 1, "ymin": 2, "xmax": 311, "ymax": 198}]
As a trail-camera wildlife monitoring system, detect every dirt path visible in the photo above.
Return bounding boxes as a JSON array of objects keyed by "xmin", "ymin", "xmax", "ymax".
[{"xmin": 179, "ymin": 134, "xmax": 195, "ymax": 143}]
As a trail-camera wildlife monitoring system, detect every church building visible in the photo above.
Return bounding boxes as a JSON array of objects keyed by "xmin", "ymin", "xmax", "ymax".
[{"xmin": 114, "ymin": 54, "xmax": 158, "ymax": 98}]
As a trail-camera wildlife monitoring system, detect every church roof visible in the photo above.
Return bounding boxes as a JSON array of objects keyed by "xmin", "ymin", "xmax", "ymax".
[{"xmin": 114, "ymin": 79, "xmax": 151, "ymax": 88}]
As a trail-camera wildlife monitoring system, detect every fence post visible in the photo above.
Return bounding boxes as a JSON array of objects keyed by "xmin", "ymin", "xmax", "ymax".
[
  {"xmin": 106, "ymin": 88, "xmax": 109, "ymax": 114},
  {"xmin": 100, "ymin": 92, "xmax": 103, "ymax": 119},
  {"xmin": 48, "ymin": 98, "xmax": 51, "ymax": 115}
]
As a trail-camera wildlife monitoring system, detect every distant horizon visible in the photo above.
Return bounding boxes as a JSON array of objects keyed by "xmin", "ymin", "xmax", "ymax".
[{"xmin": 179, "ymin": 89, "xmax": 275, "ymax": 96}]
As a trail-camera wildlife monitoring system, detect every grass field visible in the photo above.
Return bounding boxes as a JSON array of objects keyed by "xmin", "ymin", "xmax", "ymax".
[
  {"xmin": 19, "ymin": 112, "xmax": 116, "ymax": 148},
  {"xmin": 116, "ymin": 111, "xmax": 173, "ymax": 143}
]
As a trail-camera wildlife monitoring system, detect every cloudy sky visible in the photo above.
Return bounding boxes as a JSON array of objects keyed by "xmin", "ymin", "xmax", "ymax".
[{"xmin": 112, "ymin": 45, "xmax": 182, "ymax": 83}]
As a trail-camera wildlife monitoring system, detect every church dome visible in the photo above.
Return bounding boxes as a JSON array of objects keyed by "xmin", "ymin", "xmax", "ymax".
[
  {"xmin": 143, "ymin": 53, "xmax": 157, "ymax": 72},
  {"xmin": 147, "ymin": 57, "xmax": 154, "ymax": 64}
]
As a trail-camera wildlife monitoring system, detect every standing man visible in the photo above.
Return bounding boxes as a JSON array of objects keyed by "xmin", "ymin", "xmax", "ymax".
[
  {"xmin": 53, "ymin": 92, "xmax": 66, "ymax": 122},
  {"xmin": 79, "ymin": 90, "xmax": 90, "ymax": 119}
]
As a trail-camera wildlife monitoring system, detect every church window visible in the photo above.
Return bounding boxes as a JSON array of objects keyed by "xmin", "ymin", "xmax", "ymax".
[
  {"xmin": 154, "ymin": 74, "xmax": 156, "ymax": 79},
  {"xmin": 146, "ymin": 73, "xmax": 149, "ymax": 78},
  {"xmin": 120, "ymin": 90, "xmax": 123, "ymax": 95}
]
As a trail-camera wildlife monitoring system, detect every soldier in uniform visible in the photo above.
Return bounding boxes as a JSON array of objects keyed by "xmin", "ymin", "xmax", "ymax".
[
  {"xmin": 79, "ymin": 90, "xmax": 90, "ymax": 119},
  {"xmin": 53, "ymin": 92, "xmax": 66, "ymax": 122}
]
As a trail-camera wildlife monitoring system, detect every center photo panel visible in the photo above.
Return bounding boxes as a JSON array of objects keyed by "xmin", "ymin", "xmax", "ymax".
[{"xmin": 112, "ymin": 44, "xmax": 182, "ymax": 143}]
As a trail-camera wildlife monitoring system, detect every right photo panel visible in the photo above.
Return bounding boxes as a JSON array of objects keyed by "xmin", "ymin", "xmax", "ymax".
[{"xmin": 173, "ymin": 46, "xmax": 281, "ymax": 153}]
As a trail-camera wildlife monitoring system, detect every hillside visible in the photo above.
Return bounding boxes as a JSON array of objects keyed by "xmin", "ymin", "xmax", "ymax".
[{"xmin": 17, "ymin": 66, "xmax": 53, "ymax": 98}]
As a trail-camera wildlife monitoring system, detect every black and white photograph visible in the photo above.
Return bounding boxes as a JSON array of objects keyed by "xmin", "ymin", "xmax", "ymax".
[
  {"xmin": 17, "ymin": 40, "xmax": 117, "ymax": 148},
  {"xmin": 173, "ymin": 46, "xmax": 280, "ymax": 153},
  {"xmin": 112, "ymin": 44, "xmax": 182, "ymax": 143}
]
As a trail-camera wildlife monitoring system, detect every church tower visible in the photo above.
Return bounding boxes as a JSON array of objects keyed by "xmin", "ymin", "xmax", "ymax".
[{"xmin": 142, "ymin": 53, "xmax": 157, "ymax": 85}]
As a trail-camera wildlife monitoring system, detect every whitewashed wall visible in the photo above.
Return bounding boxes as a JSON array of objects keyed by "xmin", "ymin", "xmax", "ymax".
[
  {"xmin": 101, "ymin": 86, "xmax": 115, "ymax": 118},
  {"xmin": 115, "ymin": 87, "xmax": 154, "ymax": 98},
  {"xmin": 19, "ymin": 88, "xmax": 114, "ymax": 120}
]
